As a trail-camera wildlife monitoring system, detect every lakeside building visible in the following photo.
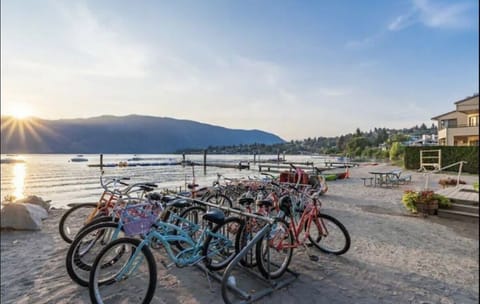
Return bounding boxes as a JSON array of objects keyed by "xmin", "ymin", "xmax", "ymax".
[
  {"xmin": 431, "ymin": 94, "xmax": 479, "ymax": 146},
  {"xmin": 405, "ymin": 134, "xmax": 438, "ymax": 146}
]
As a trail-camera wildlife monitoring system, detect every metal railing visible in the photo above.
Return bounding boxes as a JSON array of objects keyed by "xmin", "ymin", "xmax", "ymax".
[{"xmin": 421, "ymin": 161, "xmax": 467, "ymax": 190}]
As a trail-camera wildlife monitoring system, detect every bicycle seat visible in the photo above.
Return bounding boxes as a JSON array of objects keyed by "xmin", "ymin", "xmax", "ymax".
[
  {"xmin": 146, "ymin": 192, "xmax": 162, "ymax": 201},
  {"xmin": 187, "ymin": 183, "xmax": 199, "ymax": 189},
  {"xmin": 140, "ymin": 186, "xmax": 154, "ymax": 192},
  {"xmin": 202, "ymin": 209, "xmax": 225, "ymax": 225},
  {"xmin": 169, "ymin": 199, "xmax": 191, "ymax": 208},
  {"xmin": 238, "ymin": 197, "xmax": 254, "ymax": 206},
  {"xmin": 161, "ymin": 195, "xmax": 176, "ymax": 202},
  {"xmin": 256, "ymin": 200, "xmax": 273, "ymax": 208}
]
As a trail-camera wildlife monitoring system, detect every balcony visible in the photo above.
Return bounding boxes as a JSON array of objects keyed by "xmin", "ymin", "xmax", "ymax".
[{"xmin": 438, "ymin": 123, "xmax": 479, "ymax": 130}]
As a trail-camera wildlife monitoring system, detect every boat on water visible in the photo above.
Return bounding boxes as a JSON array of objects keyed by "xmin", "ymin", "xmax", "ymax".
[{"xmin": 70, "ymin": 155, "xmax": 88, "ymax": 162}]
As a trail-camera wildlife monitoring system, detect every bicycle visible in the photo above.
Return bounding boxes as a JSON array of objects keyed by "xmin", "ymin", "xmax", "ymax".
[
  {"xmin": 65, "ymin": 195, "xmax": 202, "ymax": 286},
  {"xmin": 88, "ymin": 209, "xmax": 244, "ymax": 304},
  {"xmin": 255, "ymin": 181, "xmax": 350, "ymax": 279},
  {"xmin": 59, "ymin": 176, "xmax": 158, "ymax": 243}
]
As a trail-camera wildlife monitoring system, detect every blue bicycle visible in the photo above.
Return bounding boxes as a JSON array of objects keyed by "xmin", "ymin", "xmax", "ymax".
[{"xmin": 88, "ymin": 209, "xmax": 244, "ymax": 304}]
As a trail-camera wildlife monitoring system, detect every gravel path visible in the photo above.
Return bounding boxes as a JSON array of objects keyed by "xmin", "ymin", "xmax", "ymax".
[{"xmin": 1, "ymin": 163, "xmax": 478, "ymax": 304}]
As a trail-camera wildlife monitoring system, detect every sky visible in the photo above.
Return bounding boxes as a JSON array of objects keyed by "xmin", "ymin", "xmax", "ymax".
[{"xmin": 1, "ymin": 0, "xmax": 478, "ymax": 140}]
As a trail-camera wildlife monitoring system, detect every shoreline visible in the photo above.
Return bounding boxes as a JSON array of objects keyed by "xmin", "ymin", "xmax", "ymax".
[{"xmin": 1, "ymin": 163, "xmax": 478, "ymax": 303}]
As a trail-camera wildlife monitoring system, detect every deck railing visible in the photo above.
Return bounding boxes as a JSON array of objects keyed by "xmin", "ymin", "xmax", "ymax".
[{"xmin": 422, "ymin": 161, "xmax": 467, "ymax": 190}]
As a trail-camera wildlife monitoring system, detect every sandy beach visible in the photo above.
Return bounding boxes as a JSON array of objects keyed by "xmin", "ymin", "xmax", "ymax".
[{"xmin": 1, "ymin": 163, "xmax": 478, "ymax": 304}]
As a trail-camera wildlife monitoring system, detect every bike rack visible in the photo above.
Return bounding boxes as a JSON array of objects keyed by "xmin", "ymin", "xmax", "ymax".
[
  {"xmin": 174, "ymin": 196, "xmax": 299, "ymax": 304},
  {"xmin": 220, "ymin": 224, "xmax": 299, "ymax": 304}
]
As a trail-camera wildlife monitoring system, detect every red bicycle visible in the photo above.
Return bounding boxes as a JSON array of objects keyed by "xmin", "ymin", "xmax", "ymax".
[{"xmin": 255, "ymin": 183, "xmax": 351, "ymax": 279}]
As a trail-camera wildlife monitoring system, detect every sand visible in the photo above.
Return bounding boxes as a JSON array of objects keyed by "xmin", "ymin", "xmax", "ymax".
[{"xmin": 1, "ymin": 163, "xmax": 478, "ymax": 304}]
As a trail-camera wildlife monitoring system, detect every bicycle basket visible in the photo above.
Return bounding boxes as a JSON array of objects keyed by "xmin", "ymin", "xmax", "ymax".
[{"xmin": 123, "ymin": 214, "xmax": 157, "ymax": 236}]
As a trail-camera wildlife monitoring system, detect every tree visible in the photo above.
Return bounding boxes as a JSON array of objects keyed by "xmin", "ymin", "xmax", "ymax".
[
  {"xmin": 389, "ymin": 142, "xmax": 405, "ymax": 160},
  {"xmin": 337, "ymin": 135, "xmax": 346, "ymax": 151},
  {"xmin": 346, "ymin": 136, "xmax": 369, "ymax": 156}
]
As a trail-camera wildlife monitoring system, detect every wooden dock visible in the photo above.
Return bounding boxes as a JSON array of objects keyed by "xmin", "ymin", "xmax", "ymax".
[
  {"xmin": 187, "ymin": 161, "xmax": 250, "ymax": 170},
  {"xmin": 88, "ymin": 161, "xmax": 250, "ymax": 170},
  {"xmin": 257, "ymin": 163, "xmax": 331, "ymax": 173},
  {"xmin": 436, "ymin": 185, "xmax": 479, "ymax": 222},
  {"xmin": 436, "ymin": 185, "xmax": 479, "ymax": 202},
  {"xmin": 324, "ymin": 161, "xmax": 360, "ymax": 168},
  {"xmin": 88, "ymin": 162, "xmax": 180, "ymax": 168}
]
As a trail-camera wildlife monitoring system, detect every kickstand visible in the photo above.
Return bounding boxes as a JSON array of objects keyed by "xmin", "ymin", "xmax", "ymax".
[
  {"xmin": 303, "ymin": 243, "xmax": 319, "ymax": 262},
  {"xmin": 203, "ymin": 266, "xmax": 214, "ymax": 292}
]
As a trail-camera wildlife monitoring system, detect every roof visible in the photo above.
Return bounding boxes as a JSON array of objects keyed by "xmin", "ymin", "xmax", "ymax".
[
  {"xmin": 454, "ymin": 94, "xmax": 479, "ymax": 105},
  {"xmin": 431, "ymin": 110, "xmax": 456, "ymax": 120}
]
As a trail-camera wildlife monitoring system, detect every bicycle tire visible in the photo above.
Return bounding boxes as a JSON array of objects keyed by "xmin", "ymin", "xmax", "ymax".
[
  {"xmin": 307, "ymin": 213, "xmax": 350, "ymax": 255},
  {"xmin": 76, "ymin": 216, "xmax": 119, "ymax": 237},
  {"xmin": 203, "ymin": 217, "xmax": 244, "ymax": 271},
  {"xmin": 204, "ymin": 193, "xmax": 233, "ymax": 208},
  {"xmin": 59, "ymin": 203, "xmax": 98, "ymax": 243},
  {"xmin": 255, "ymin": 218, "xmax": 294, "ymax": 279},
  {"xmin": 89, "ymin": 237, "xmax": 156, "ymax": 304},
  {"xmin": 66, "ymin": 221, "xmax": 125, "ymax": 286}
]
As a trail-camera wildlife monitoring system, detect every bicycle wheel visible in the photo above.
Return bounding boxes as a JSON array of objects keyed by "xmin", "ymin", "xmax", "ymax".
[
  {"xmin": 76, "ymin": 216, "xmax": 119, "ymax": 237},
  {"xmin": 66, "ymin": 221, "xmax": 125, "ymax": 286},
  {"xmin": 89, "ymin": 237, "xmax": 156, "ymax": 304},
  {"xmin": 237, "ymin": 215, "xmax": 266, "ymax": 268},
  {"xmin": 59, "ymin": 203, "xmax": 99, "ymax": 243},
  {"xmin": 203, "ymin": 217, "xmax": 244, "ymax": 271},
  {"xmin": 307, "ymin": 213, "xmax": 350, "ymax": 255},
  {"xmin": 204, "ymin": 193, "xmax": 233, "ymax": 208},
  {"xmin": 174, "ymin": 206, "xmax": 207, "ymax": 251},
  {"xmin": 255, "ymin": 219, "xmax": 294, "ymax": 279}
]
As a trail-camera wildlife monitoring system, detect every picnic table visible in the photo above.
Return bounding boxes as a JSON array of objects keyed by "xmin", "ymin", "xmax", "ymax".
[{"xmin": 367, "ymin": 171, "xmax": 400, "ymax": 187}]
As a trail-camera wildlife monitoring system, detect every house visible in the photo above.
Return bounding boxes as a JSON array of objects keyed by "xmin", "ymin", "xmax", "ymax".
[
  {"xmin": 407, "ymin": 134, "xmax": 438, "ymax": 146},
  {"xmin": 431, "ymin": 94, "xmax": 479, "ymax": 146}
]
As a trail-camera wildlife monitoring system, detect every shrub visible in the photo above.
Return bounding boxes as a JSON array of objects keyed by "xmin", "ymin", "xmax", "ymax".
[
  {"xmin": 401, "ymin": 190, "xmax": 451, "ymax": 213},
  {"xmin": 404, "ymin": 146, "xmax": 479, "ymax": 174}
]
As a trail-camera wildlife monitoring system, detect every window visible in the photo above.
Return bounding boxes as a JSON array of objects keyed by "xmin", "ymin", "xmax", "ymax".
[
  {"xmin": 468, "ymin": 115, "xmax": 479, "ymax": 127},
  {"xmin": 441, "ymin": 119, "xmax": 457, "ymax": 128}
]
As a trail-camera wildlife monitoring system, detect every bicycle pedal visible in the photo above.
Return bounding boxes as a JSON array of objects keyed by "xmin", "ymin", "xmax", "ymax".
[
  {"xmin": 309, "ymin": 255, "xmax": 319, "ymax": 262},
  {"xmin": 160, "ymin": 260, "xmax": 174, "ymax": 269},
  {"xmin": 305, "ymin": 243, "xmax": 314, "ymax": 247}
]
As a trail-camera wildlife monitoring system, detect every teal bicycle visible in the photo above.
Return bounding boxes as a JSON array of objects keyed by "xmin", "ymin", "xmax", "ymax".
[
  {"xmin": 88, "ymin": 209, "xmax": 244, "ymax": 304},
  {"xmin": 66, "ymin": 197, "xmax": 203, "ymax": 287}
]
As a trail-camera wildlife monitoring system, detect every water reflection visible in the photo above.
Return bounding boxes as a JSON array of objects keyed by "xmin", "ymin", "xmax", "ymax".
[{"xmin": 13, "ymin": 163, "xmax": 26, "ymax": 200}]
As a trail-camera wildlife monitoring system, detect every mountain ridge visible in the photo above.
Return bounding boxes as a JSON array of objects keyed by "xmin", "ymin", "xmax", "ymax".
[{"xmin": 0, "ymin": 115, "xmax": 284, "ymax": 154}]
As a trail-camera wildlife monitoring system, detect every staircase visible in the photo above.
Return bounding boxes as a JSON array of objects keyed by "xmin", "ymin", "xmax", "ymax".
[{"xmin": 436, "ymin": 185, "xmax": 479, "ymax": 222}]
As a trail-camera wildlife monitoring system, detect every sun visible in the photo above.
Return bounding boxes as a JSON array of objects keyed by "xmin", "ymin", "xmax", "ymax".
[{"xmin": 10, "ymin": 103, "xmax": 33, "ymax": 119}]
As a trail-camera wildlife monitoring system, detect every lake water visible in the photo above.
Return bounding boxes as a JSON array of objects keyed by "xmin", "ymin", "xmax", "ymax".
[{"xmin": 1, "ymin": 154, "xmax": 340, "ymax": 208}]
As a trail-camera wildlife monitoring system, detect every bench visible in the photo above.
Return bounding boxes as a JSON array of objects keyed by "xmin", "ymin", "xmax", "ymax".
[
  {"xmin": 360, "ymin": 177, "xmax": 374, "ymax": 186},
  {"xmin": 388, "ymin": 170, "xmax": 412, "ymax": 185},
  {"xmin": 398, "ymin": 174, "xmax": 412, "ymax": 184}
]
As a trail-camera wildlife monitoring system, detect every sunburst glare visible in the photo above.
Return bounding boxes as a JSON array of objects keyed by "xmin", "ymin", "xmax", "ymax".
[{"xmin": 10, "ymin": 103, "xmax": 33, "ymax": 119}]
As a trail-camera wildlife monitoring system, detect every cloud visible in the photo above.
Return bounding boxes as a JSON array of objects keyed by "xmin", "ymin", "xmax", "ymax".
[
  {"xmin": 389, "ymin": 0, "xmax": 477, "ymax": 31},
  {"xmin": 54, "ymin": 2, "xmax": 151, "ymax": 78},
  {"xmin": 388, "ymin": 12, "xmax": 417, "ymax": 31},
  {"xmin": 349, "ymin": 0, "xmax": 476, "ymax": 50}
]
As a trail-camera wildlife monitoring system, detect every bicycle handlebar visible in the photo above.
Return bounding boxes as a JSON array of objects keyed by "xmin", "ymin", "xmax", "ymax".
[{"xmin": 100, "ymin": 176, "xmax": 158, "ymax": 196}]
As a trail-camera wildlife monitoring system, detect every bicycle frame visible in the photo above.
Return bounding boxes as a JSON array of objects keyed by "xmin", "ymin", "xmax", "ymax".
[
  {"xmin": 273, "ymin": 199, "xmax": 328, "ymax": 251},
  {"xmin": 85, "ymin": 190, "xmax": 118, "ymax": 223},
  {"xmin": 114, "ymin": 218, "xmax": 234, "ymax": 281}
]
